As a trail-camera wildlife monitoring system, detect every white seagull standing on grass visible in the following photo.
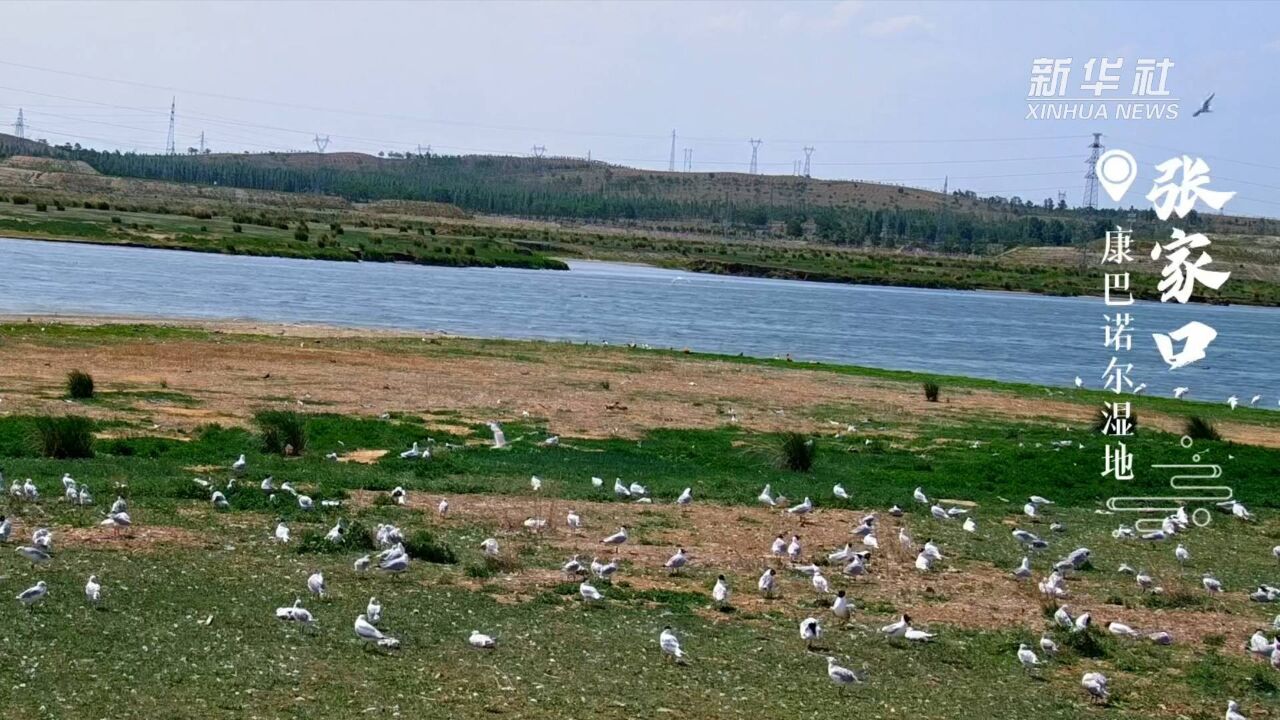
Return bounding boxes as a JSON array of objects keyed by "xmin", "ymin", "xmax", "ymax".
[
  {"xmin": 1226, "ymin": 700, "xmax": 1248, "ymax": 720},
  {"xmin": 469, "ymin": 630, "xmax": 496, "ymax": 649},
  {"xmin": 825, "ymin": 657, "xmax": 865, "ymax": 688},
  {"xmin": 676, "ymin": 487, "xmax": 692, "ymax": 506},
  {"xmin": 788, "ymin": 497, "xmax": 813, "ymax": 518},
  {"xmin": 232, "ymin": 454, "xmax": 247, "ymax": 473},
  {"xmin": 85, "ymin": 575, "xmax": 101, "ymax": 606},
  {"xmin": 712, "ymin": 575, "xmax": 730, "ymax": 606},
  {"xmin": 307, "ymin": 571, "xmax": 326, "ymax": 598},
  {"xmin": 758, "ymin": 568, "xmax": 777, "ymax": 597},
  {"xmin": 354, "ymin": 614, "xmax": 398, "ymax": 649},
  {"xmin": 659, "ymin": 627, "xmax": 686, "ymax": 662},
  {"xmin": 614, "ymin": 479, "xmax": 631, "ymax": 499},
  {"xmin": 17, "ymin": 581, "xmax": 47, "ymax": 607},
  {"xmin": 913, "ymin": 487, "xmax": 929, "ymax": 504},
  {"xmin": 1081, "ymin": 672, "xmax": 1109, "ymax": 702},
  {"xmin": 601, "ymin": 527, "xmax": 629, "ymax": 548},
  {"xmin": 832, "ymin": 590, "xmax": 851, "ymax": 620},
  {"xmin": 833, "ymin": 484, "xmax": 849, "ymax": 501},
  {"xmin": 800, "ymin": 617, "xmax": 822, "ymax": 649},
  {"xmin": 579, "ymin": 582, "xmax": 603, "ymax": 602},
  {"xmin": 488, "ymin": 422, "xmax": 507, "ymax": 449},
  {"xmin": 757, "ymin": 484, "xmax": 775, "ymax": 507},
  {"xmin": 1017, "ymin": 643, "xmax": 1040, "ymax": 671}
]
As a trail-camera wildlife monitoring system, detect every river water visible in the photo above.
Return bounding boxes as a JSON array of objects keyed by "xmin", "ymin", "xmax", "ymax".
[{"xmin": 0, "ymin": 237, "xmax": 1275, "ymax": 401}]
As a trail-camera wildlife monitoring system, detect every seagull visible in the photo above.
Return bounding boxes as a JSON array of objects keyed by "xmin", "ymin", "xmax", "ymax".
[
  {"xmin": 231, "ymin": 454, "xmax": 246, "ymax": 473},
  {"xmin": 757, "ymin": 484, "xmax": 776, "ymax": 506},
  {"xmin": 1108, "ymin": 621, "xmax": 1140, "ymax": 638},
  {"xmin": 1136, "ymin": 569, "xmax": 1155, "ymax": 591},
  {"xmin": 591, "ymin": 476, "xmax": 604, "ymax": 489},
  {"xmin": 898, "ymin": 528, "xmax": 913, "ymax": 552},
  {"xmin": 17, "ymin": 545, "xmax": 51, "ymax": 566},
  {"xmin": 832, "ymin": 484, "xmax": 849, "ymax": 500},
  {"xmin": 880, "ymin": 614, "xmax": 910, "ymax": 639},
  {"xmin": 1173, "ymin": 386, "xmax": 1189, "ymax": 399},
  {"xmin": 0, "ymin": 515, "xmax": 9, "ymax": 542},
  {"xmin": 1192, "ymin": 92, "xmax": 1215, "ymax": 118},
  {"xmin": 1040, "ymin": 635, "xmax": 1058, "ymax": 656},
  {"xmin": 307, "ymin": 571, "xmax": 326, "ymax": 598},
  {"xmin": 274, "ymin": 521, "xmax": 290, "ymax": 543},
  {"xmin": 1175, "ymin": 544, "xmax": 1190, "ymax": 566},
  {"xmin": 325, "ymin": 520, "xmax": 346, "ymax": 543},
  {"xmin": 664, "ymin": 548, "xmax": 689, "ymax": 574},
  {"xmin": 1074, "ymin": 612, "xmax": 1092, "ymax": 633},
  {"xmin": 1029, "ymin": 495, "xmax": 1054, "ymax": 507},
  {"xmin": 1226, "ymin": 700, "xmax": 1248, "ymax": 720},
  {"xmin": 758, "ymin": 568, "xmax": 777, "ymax": 597},
  {"xmin": 614, "ymin": 479, "xmax": 631, "ymax": 499},
  {"xmin": 1074, "ymin": 376, "xmax": 1083, "ymax": 388},
  {"xmin": 488, "ymin": 422, "xmax": 506, "ymax": 449},
  {"xmin": 17, "ymin": 580, "xmax": 48, "ymax": 607},
  {"xmin": 438, "ymin": 499, "xmax": 450, "ymax": 517},
  {"xmin": 354, "ymin": 613, "xmax": 396, "ymax": 649},
  {"xmin": 566, "ymin": 509, "xmax": 581, "ymax": 530},
  {"xmin": 1023, "ymin": 502, "xmax": 1038, "ymax": 518},
  {"xmin": 1250, "ymin": 394, "xmax": 1262, "ymax": 406},
  {"xmin": 1148, "ymin": 631, "xmax": 1173, "ymax": 645},
  {"xmin": 32, "ymin": 527, "xmax": 53, "ymax": 552},
  {"xmin": 787, "ymin": 497, "xmax": 813, "ymax": 518},
  {"xmin": 889, "ymin": 505, "xmax": 904, "ymax": 517},
  {"xmin": 830, "ymin": 590, "xmax": 852, "ymax": 621},
  {"xmin": 354, "ymin": 555, "xmax": 371, "ymax": 572},
  {"xmin": 1013, "ymin": 556, "xmax": 1032, "ymax": 579},
  {"xmin": 1081, "ymin": 672, "xmax": 1109, "ymax": 702},
  {"xmin": 676, "ymin": 487, "xmax": 692, "ymax": 506},
  {"xmin": 770, "ymin": 534, "xmax": 787, "ymax": 556},
  {"xmin": 1203, "ymin": 573, "xmax": 1223, "ymax": 594},
  {"xmin": 469, "ymin": 630, "xmax": 496, "ymax": 649},
  {"xmin": 905, "ymin": 627, "xmax": 935, "ymax": 642},
  {"xmin": 85, "ymin": 575, "xmax": 101, "ymax": 606},
  {"xmin": 659, "ymin": 626, "xmax": 685, "ymax": 662},
  {"xmin": 812, "ymin": 569, "xmax": 829, "ymax": 594},
  {"xmin": 962, "ymin": 517, "xmax": 976, "ymax": 533},
  {"xmin": 366, "ymin": 596, "xmax": 382, "ymax": 624},
  {"xmin": 481, "ymin": 538, "xmax": 500, "ymax": 557},
  {"xmin": 1228, "ymin": 395, "xmax": 1239, "ymax": 409},
  {"xmin": 712, "ymin": 575, "xmax": 729, "ymax": 606},
  {"xmin": 399, "ymin": 442, "xmax": 420, "ymax": 459},
  {"xmin": 579, "ymin": 581, "xmax": 603, "ymax": 602},
  {"xmin": 530, "ymin": 476, "xmax": 542, "ymax": 492},
  {"xmin": 825, "ymin": 656, "xmax": 865, "ymax": 688},
  {"xmin": 297, "ymin": 495, "xmax": 313, "ymax": 511},
  {"xmin": 913, "ymin": 486, "xmax": 929, "ymax": 504},
  {"xmin": 787, "ymin": 535, "xmax": 802, "ymax": 562},
  {"xmin": 110, "ymin": 496, "xmax": 127, "ymax": 515},
  {"xmin": 390, "ymin": 486, "xmax": 406, "ymax": 505},
  {"xmin": 800, "ymin": 617, "xmax": 823, "ymax": 648},
  {"xmin": 1054, "ymin": 605, "xmax": 1073, "ymax": 628},
  {"xmin": 23, "ymin": 478, "xmax": 38, "ymax": 501},
  {"xmin": 601, "ymin": 527, "xmax": 628, "ymax": 547},
  {"xmin": 543, "ymin": 435, "xmax": 559, "ymax": 446},
  {"xmin": 1017, "ymin": 643, "xmax": 1040, "ymax": 671}
]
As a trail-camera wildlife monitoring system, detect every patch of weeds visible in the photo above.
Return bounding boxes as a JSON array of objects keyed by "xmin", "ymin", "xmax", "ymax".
[
  {"xmin": 776, "ymin": 432, "xmax": 816, "ymax": 472},
  {"xmin": 257, "ymin": 410, "xmax": 307, "ymax": 456},
  {"xmin": 32, "ymin": 416, "xmax": 95, "ymax": 458},
  {"xmin": 66, "ymin": 369, "xmax": 95, "ymax": 399},
  {"xmin": 295, "ymin": 520, "xmax": 376, "ymax": 554},
  {"xmin": 403, "ymin": 530, "xmax": 457, "ymax": 564}
]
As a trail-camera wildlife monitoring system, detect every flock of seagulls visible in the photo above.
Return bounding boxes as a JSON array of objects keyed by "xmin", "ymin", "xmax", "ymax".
[
  {"xmin": 1072, "ymin": 376, "xmax": 1274, "ymax": 409},
  {"xmin": 4, "ymin": 435, "xmax": 1276, "ymax": 716}
]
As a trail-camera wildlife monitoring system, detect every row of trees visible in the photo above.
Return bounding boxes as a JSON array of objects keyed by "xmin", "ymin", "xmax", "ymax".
[{"xmin": 3, "ymin": 137, "xmax": 1258, "ymax": 251}]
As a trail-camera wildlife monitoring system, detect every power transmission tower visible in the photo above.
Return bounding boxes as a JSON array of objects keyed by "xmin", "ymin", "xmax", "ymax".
[
  {"xmin": 531, "ymin": 145, "xmax": 546, "ymax": 158},
  {"xmin": 793, "ymin": 160, "xmax": 800, "ymax": 176},
  {"xmin": 683, "ymin": 148, "xmax": 692, "ymax": 171},
  {"xmin": 313, "ymin": 135, "xmax": 330, "ymax": 153},
  {"xmin": 13, "ymin": 108, "xmax": 24, "ymax": 139},
  {"xmin": 199, "ymin": 131, "xmax": 205, "ymax": 154},
  {"xmin": 748, "ymin": 138, "xmax": 762, "ymax": 174},
  {"xmin": 668, "ymin": 129, "xmax": 676, "ymax": 172},
  {"xmin": 165, "ymin": 97, "xmax": 177, "ymax": 155},
  {"xmin": 1083, "ymin": 132, "xmax": 1103, "ymax": 209},
  {"xmin": 802, "ymin": 146, "xmax": 814, "ymax": 177},
  {"xmin": 1057, "ymin": 190, "xmax": 1067, "ymax": 209}
]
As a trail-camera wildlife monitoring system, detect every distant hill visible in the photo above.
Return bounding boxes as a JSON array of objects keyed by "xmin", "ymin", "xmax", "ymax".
[{"xmin": 1, "ymin": 133, "xmax": 1275, "ymax": 251}]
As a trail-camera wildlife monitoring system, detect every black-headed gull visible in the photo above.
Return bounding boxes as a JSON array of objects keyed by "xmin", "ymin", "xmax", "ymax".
[
  {"xmin": 712, "ymin": 575, "xmax": 729, "ymax": 606},
  {"xmin": 800, "ymin": 617, "xmax": 822, "ymax": 648},
  {"xmin": 659, "ymin": 626, "xmax": 685, "ymax": 662},
  {"xmin": 17, "ymin": 580, "xmax": 47, "ymax": 607},
  {"xmin": 758, "ymin": 568, "xmax": 776, "ymax": 597}
]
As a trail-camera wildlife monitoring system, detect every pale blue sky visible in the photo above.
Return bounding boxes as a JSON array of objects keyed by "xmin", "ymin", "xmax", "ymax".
[{"xmin": 0, "ymin": 1, "xmax": 1276, "ymax": 215}]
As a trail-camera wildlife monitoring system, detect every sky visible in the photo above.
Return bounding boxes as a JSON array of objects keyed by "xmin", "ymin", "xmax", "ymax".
[{"xmin": 0, "ymin": 0, "xmax": 1277, "ymax": 216}]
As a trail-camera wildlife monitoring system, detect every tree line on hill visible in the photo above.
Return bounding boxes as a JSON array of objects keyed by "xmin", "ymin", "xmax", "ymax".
[{"xmin": 2, "ymin": 136, "xmax": 1266, "ymax": 252}]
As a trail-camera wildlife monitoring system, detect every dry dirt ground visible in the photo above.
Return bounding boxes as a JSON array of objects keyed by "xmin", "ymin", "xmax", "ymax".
[
  {"xmin": 343, "ymin": 490, "xmax": 1266, "ymax": 644},
  {"xmin": 2, "ymin": 317, "xmax": 1276, "ymax": 447}
]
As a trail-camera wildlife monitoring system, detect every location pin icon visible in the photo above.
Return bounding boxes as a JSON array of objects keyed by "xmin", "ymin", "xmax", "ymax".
[{"xmin": 1096, "ymin": 149, "xmax": 1137, "ymax": 202}]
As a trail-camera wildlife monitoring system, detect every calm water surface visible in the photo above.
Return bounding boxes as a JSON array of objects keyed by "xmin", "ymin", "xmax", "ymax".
[{"xmin": 0, "ymin": 237, "xmax": 1275, "ymax": 401}]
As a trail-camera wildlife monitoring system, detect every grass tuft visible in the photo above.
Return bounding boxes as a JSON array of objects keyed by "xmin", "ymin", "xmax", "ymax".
[
  {"xmin": 403, "ymin": 530, "xmax": 458, "ymax": 564},
  {"xmin": 775, "ymin": 432, "xmax": 816, "ymax": 472},
  {"xmin": 923, "ymin": 381, "xmax": 940, "ymax": 402},
  {"xmin": 66, "ymin": 369, "xmax": 95, "ymax": 399},
  {"xmin": 1184, "ymin": 415, "xmax": 1222, "ymax": 441},
  {"xmin": 31, "ymin": 415, "xmax": 95, "ymax": 458},
  {"xmin": 256, "ymin": 410, "xmax": 307, "ymax": 456}
]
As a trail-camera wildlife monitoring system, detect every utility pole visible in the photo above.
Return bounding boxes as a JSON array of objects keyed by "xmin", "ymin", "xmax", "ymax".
[
  {"xmin": 13, "ymin": 108, "xmax": 24, "ymax": 139},
  {"xmin": 313, "ymin": 135, "xmax": 330, "ymax": 153},
  {"xmin": 1083, "ymin": 132, "xmax": 1103, "ymax": 209},
  {"xmin": 668, "ymin": 129, "xmax": 676, "ymax": 172},
  {"xmin": 803, "ymin": 146, "xmax": 814, "ymax": 178},
  {"xmin": 748, "ymin": 138, "xmax": 762, "ymax": 174},
  {"xmin": 165, "ymin": 97, "xmax": 177, "ymax": 155},
  {"xmin": 199, "ymin": 131, "xmax": 205, "ymax": 154}
]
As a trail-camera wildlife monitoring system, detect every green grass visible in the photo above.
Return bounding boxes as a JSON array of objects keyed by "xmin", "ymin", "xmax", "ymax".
[
  {"xmin": 30, "ymin": 415, "xmax": 95, "ymax": 458},
  {"xmin": 257, "ymin": 410, "xmax": 308, "ymax": 456},
  {"xmin": 66, "ymin": 369, "xmax": 95, "ymax": 399},
  {"xmin": 0, "ymin": 405, "xmax": 1277, "ymax": 718}
]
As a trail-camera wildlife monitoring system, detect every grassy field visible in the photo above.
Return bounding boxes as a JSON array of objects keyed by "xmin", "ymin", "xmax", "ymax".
[{"xmin": 0, "ymin": 322, "xmax": 1278, "ymax": 719}]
